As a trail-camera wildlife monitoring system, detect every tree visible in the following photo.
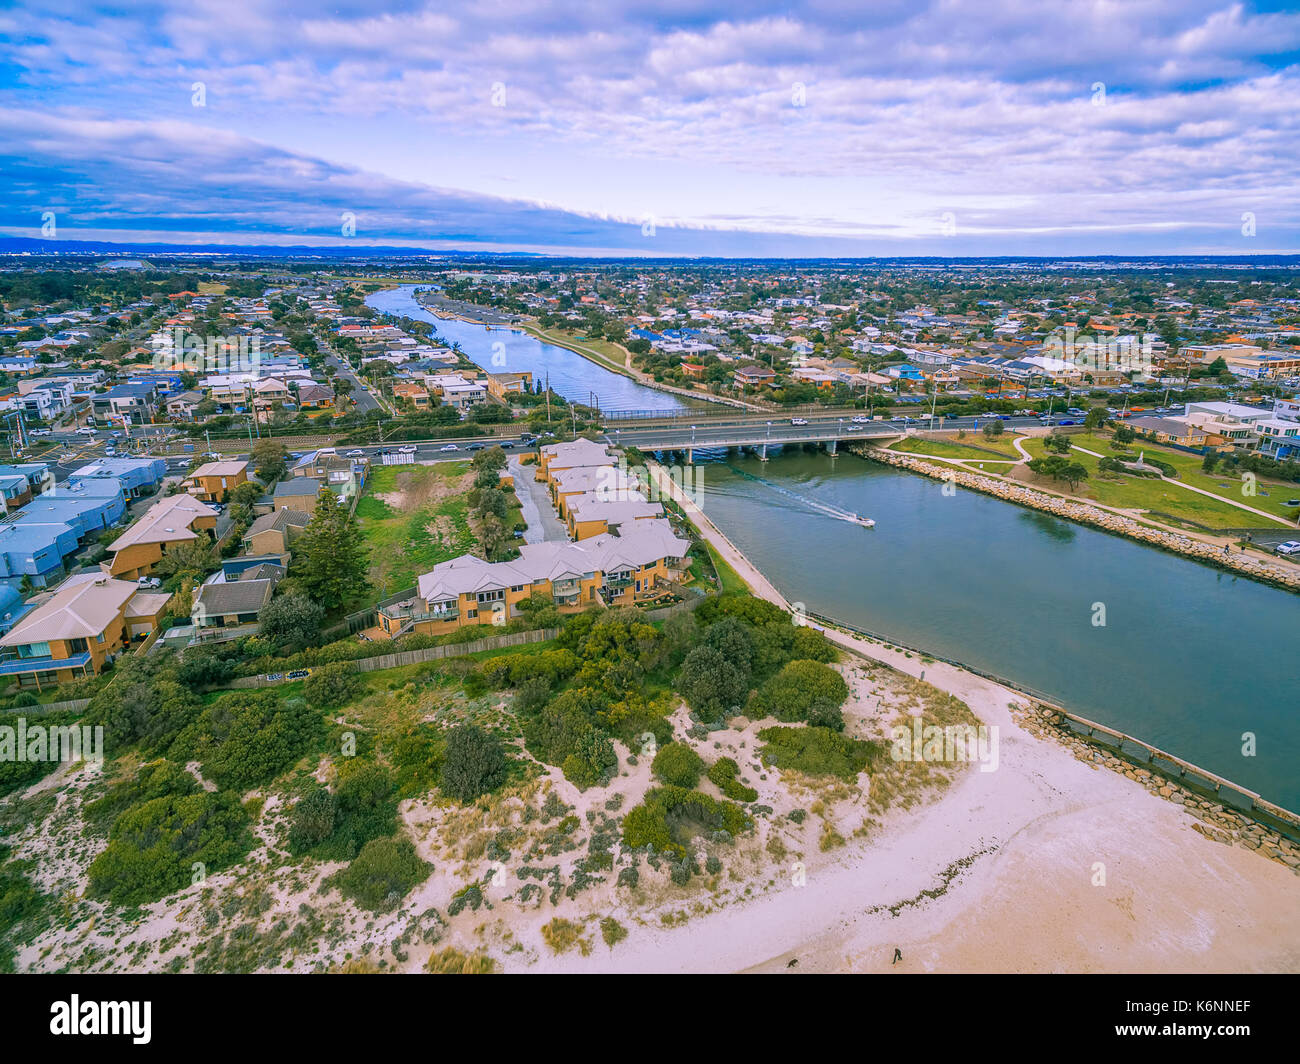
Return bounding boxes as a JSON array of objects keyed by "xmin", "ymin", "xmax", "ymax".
[
  {"xmin": 251, "ymin": 439, "xmax": 287, "ymax": 481},
  {"xmin": 257, "ymin": 592, "xmax": 325, "ymax": 652},
  {"xmin": 303, "ymin": 662, "xmax": 363, "ymax": 709},
  {"xmin": 1061, "ymin": 462, "xmax": 1089, "ymax": 490},
  {"xmin": 1044, "ymin": 433, "xmax": 1073, "ymax": 455},
  {"xmin": 1084, "ymin": 407, "xmax": 1107, "ymax": 429},
  {"xmin": 230, "ymin": 480, "xmax": 262, "ymax": 507},
  {"xmin": 677, "ymin": 645, "xmax": 749, "ymax": 720},
  {"xmin": 155, "ymin": 537, "xmax": 219, "ymax": 582},
  {"xmin": 652, "ymin": 742, "xmax": 705, "ymax": 787},
  {"xmin": 1113, "ymin": 424, "xmax": 1136, "ymax": 445},
  {"xmin": 982, "ymin": 420, "xmax": 1004, "ymax": 438},
  {"xmin": 440, "ymin": 724, "xmax": 508, "ymax": 802},
  {"xmin": 294, "ymin": 487, "xmax": 369, "ymax": 610}
]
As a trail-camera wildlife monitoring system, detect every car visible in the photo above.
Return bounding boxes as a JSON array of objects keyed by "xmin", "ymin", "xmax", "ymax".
[
  {"xmin": 110, "ymin": 431, "xmax": 122, "ymax": 438},
  {"xmin": 1057, "ymin": 419, "xmax": 1077, "ymax": 426},
  {"xmin": 499, "ymin": 441, "xmax": 515, "ymax": 449},
  {"xmin": 466, "ymin": 442, "xmax": 486, "ymax": 451},
  {"xmin": 440, "ymin": 444, "xmax": 459, "ymax": 452},
  {"xmin": 76, "ymin": 426, "xmax": 96, "ymax": 436},
  {"xmin": 210, "ymin": 501, "xmax": 224, "ymax": 513},
  {"xmin": 519, "ymin": 433, "xmax": 535, "ymax": 442},
  {"xmin": 104, "ymin": 447, "xmax": 116, "ymax": 457},
  {"xmin": 850, "ymin": 415, "xmax": 869, "ymax": 423},
  {"xmin": 136, "ymin": 576, "xmax": 162, "ymax": 589},
  {"xmin": 1275, "ymin": 541, "xmax": 1300, "ymax": 556},
  {"xmin": 29, "ymin": 428, "xmax": 52, "ymax": 437},
  {"xmin": 512, "ymin": 530, "xmax": 525, "ymax": 539},
  {"xmin": 889, "ymin": 415, "xmax": 906, "ymax": 422},
  {"xmin": 346, "ymin": 449, "xmax": 365, "ymax": 458},
  {"xmin": 790, "ymin": 417, "xmax": 809, "ymax": 426},
  {"xmin": 398, "ymin": 445, "xmax": 417, "ymax": 454}
]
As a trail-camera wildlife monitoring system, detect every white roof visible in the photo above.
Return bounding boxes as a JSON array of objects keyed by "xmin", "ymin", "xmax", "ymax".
[{"xmin": 0, "ymin": 573, "xmax": 137, "ymax": 645}]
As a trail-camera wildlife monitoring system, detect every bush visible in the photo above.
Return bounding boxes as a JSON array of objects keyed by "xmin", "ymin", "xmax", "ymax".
[
  {"xmin": 758, "ymin": 726, "xmax": 881, "ymax": 780},
  {"xmin": 87, "ymin": 791, "xmax": 252, "ymax": 906},
  {"xmin": 706, "ymin": 756, "xmax": 758, "ymax": 802},
  {"xmin": 751, "ymin": 660, "xmax": 848, "ymax": 723},
  {"xmin": 258, "ymin": 593, "xmax": 326, "ymax": 652},
  {"xmin": 652, "ymin": 742, "xmax": 705, "ymax": 788},
  {"xmin": 329, "ymin": 834, "xmax": 430, "ymax": 913},
  {"xmin": 440, "ymin": 724, "xmax": 508, "ymax": 802},
  {"xmin": 677, "ymin": 645, "xmax": 749, "ymax": 720},
  {"xmin": 303, "ymin": 662, "xmax": 363, "ymax": 709},
  {"xmin": 621, "ymin": 786, "xmax": 750, "ymax": 860},
  {"xmin": 288, "ymin": 784, "xmax": 335, "ymax": 852}
]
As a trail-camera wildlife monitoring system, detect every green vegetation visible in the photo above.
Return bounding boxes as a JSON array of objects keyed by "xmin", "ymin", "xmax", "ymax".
[
  {"xmin": 706, "ymin": 756, "xmax": 758, "ymax": 802},
  {"xmin": 294, "ymin": 485, "xmax": 370, "ymax": 610},
  {"xmin": 355, "ymin": 463, "xmax": 476, "ymax": 598},
  {"xmin": 328, "ymin": 834, "xmax": 430, "ymax": 913},
  {"xmin": 440, "ymin": 723, "xmax": 509, "ymax": 802},
  {"xmin": 652, "ymin": 742, "xmax": 705, "ymax": 788},
  {"xmin": 750, "ymin": 659, "xmax": 849, "ymax": 728},
  {"xmin": 621, "ymin": 785, "xmax": 751, "ymax": 860},
  {"xmin": 758, "ymin": 726, "xmax": 882, "ymax": 781}
]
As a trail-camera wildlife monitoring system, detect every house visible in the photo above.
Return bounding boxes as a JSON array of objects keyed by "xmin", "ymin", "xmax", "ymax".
[
  {"xmin": 393, "ymin": 381, "xmax": 431, "ymax": 409},
  {"xmin": 165, "ymin": 389, "xmax": 207, "ymax": 420},
  {"xmin": 103, "ymin": 493, "xmax": 218, "ymax": 580},
  {"xmin": 1127, "ymin": 417, "xmax": 1209, "ymax": 448},
  {"xmin": 485, "ymin": 372, "xmax": 533, "ymax": 400},
  {"xmin": 184, "ymin": 460, "xmax": 249, "ymax": 502},
  {"xmin": 376, "ymin": 519, "xmax": 690, "ymax": 638},
  {"xmin": 192, "ymin": 576, "xmax": 276, "ymax": 630},
  {"xmin": 0, "ymin": 574, "xmax": 172, "ymax": 689},
  {"xmin": 241, "ymin": 508, "xmax": 310, "ymax": 556},
  {"xmin": 294, "ymin": 381, "xmax": 335, "ymax": 408},
  {"xmin": 272, "ymin": 477, "xmax": 331, "ymax": 513},
  {"xmin": 91, "ymin": 382, "xmax": 157, "ymax": 423},
  {"xmin": 537, "ymin": 438, "xmax": 618, "ymax": 483},
  {"xmin": 550, "ymin": 466, "xmax": 642, "ymax": 519},
  {"xmin": 0, "ymin": 463, "xmax": 52, "ymax": 513},
  {"xmin": 680, "ymin": 362, "xmax": 706, "ymax": 380},
  {"xmin": 734, "ymin": 363, "xmax": 776, "ymax": 389},
  {"xmin": 68, "ymin": 457, "xmax": 167, "ymax": 500}
]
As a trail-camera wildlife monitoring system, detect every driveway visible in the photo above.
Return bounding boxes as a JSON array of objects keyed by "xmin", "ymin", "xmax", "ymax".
[{"xmin": 508, "ymin": 455, "xmax": 567, "ymax": 543}]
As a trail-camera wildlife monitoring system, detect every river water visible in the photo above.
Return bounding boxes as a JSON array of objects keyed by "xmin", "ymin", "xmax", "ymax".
[
  {"xmin": 366, "ymin": 285, "xmax": 1298, "ymax": 810},
  {"xmin": 367, "ymin": 285, "xmax": 689, "ymax": 413}
]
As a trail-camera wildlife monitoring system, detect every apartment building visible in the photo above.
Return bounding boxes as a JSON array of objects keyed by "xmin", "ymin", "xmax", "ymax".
[
  {"xmin": 376, "ymin": 518, "xmax": 689, "ymax": 638},
  {"xmin": 0, "ymin": 573, "xmax": 172, "ymax": 689},
  {"xmin": 184, "ymin": 460, "xmax": 249, "ymax": 502}
]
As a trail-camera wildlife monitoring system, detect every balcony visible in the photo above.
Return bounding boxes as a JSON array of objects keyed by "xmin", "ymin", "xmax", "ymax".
[{"xmin": 379, "ymin": 600, "xmax": 459, "ymax": 626}]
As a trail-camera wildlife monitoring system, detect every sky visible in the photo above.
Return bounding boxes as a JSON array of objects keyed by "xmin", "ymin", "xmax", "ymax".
[{"xmin": 1, "ymin": 0, "xmax": 1298, "ymax": 257}]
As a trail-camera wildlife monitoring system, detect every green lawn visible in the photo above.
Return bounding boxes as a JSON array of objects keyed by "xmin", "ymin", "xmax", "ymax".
[
  {"xmin": 891, "ymin": 434, "xmax": 1024, "ymax": 461},
  {"xmin": 706, "ymin": 543, "xmax": 751, "ymax": 594},
  {"xmin": 355, "ymin": 462, "xmax": 477, "ymax": 599},
  {"xmin": 1020, "ymin": 434, "xmax": 1290, "ymax": 530}
]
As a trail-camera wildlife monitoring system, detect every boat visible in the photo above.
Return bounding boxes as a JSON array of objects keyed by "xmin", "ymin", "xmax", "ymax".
[{"xmin": 849, "ymin": 513, "xmax": 876, "ymax": 528}]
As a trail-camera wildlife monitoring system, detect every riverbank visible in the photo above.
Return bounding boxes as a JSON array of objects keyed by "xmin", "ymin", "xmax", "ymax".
[
  {"xmin": 859, "ymin": 444, "xmax": 1300, "ymax": 592},
  {"xmin": 610, "ymin": 460, "xmax": 1300, "ymax": 973}
]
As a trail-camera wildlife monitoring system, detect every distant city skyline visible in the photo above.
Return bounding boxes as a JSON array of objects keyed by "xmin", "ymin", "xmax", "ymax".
[{"xmin": 2, "ymin": 0, "xmax": 1299, "ymax": 256}]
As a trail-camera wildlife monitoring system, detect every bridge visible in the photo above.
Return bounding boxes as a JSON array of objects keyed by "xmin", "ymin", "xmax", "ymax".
[{"xmin": 603, "ymin": 408, "xmax": 907, "ymax": 460}]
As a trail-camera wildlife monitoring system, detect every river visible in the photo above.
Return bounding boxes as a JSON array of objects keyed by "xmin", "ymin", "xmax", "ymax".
[
  {"xmin": 692, "ymin": 448, "xmax": 1299, "ymax": 811},
  {"xmin": 365, "ymin": 285, "xmax": 1298, "ymax": 810},
  {"xmin": 366, "ymin": 285, "xmax": 690, "ymax": 414}
]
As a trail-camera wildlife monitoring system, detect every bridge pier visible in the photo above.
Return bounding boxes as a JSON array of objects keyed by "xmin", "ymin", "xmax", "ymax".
[
  {"xmin": 686, "ymin": 447, "xmax": 693, "ymax": 465},
  {"xmin": 827, "ymin": 440, "xmax": 838, "ymax": 456},
  {"xmin": 758, "ymin": 443, "xmax": 768, "ymax": 462}
]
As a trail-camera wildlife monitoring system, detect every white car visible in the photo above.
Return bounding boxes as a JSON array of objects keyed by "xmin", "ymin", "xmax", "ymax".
[
  {"xmin": 76, "ymin": 426, "xmax": 96, "ymax": 436},
  {"xmin": 440, "ymin": 444, "xmax": 459, "ymax": 452},
  {"xmin": 1275, "ymin": 541, "xmax": 1300, "ymax": 556},
  {"xmin": 790, "ymin": 417, "xmax": 809, "ymax": 426},
  {"xmin": 398, "ymin": 445, "xmax": 417, "ymax": 454},
  {"xmin": 136, "ymin": 576, "xmax": 162, "ymax": 589},
  {"xmin": 29, "ymin": 429, "xmax": 52, "ymax": 437},
  {"xmin": 346, "ymin": 449, "xmax": 365, "ymax": 458},
  {"xmin": 850, "ymin": 415, "xmax": 869, "ymax": 423}
]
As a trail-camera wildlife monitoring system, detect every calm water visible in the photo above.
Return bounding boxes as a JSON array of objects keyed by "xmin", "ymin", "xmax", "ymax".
[
  {"xmin": 692, "ymin": 448, "xmax": 1299, "ymax": 810},
  {"xmin": 367, "ymin": 285, "xmax": 689, "ymax": 413}
]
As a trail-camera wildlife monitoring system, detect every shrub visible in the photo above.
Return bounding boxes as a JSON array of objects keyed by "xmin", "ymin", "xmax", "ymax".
[
  {"xmin": 424, "ymin": 947, "xmax": 496, "ymax": 974},
  {"xmin": 652, "ymin": 742, "xmax": 705, "ymax": 788},
  {"xmin": 440, "ymin": 724, "xmax": 508, "ymax": 802},
  {"xmin": 256, "ymin": 593, "xmax": 325, "ymax": 653},
  {"xmin": 706, "ymin": 756, "xmax": 758, "ymax": 802},
  {"xmin": 751, "ymin": 660, "xmax": 848, "ymax": 724},
  {"xmin": 677, "ymin": 645, "xmax": 749, "ymax": 720},
  {"xmin": 758, "ymin": 726, "xmax": 881, "ymax": 780},
  {"xmin": 303, "ymin": 663, "xmax": 363, "ymax": 710},
  {"xmin": 329, "ymin": 834, "xmax": 430, "ymax": 913},
  {"xmin": 600, "ymin": 916, "xmax": 628, "ymax": 949},
  {"xmin": 288, "ymin": 784, "xmax": 335, "ymax": 852},
  {"xmin": 621, "ymin": 786, "xmax": 750, "ymax": 859}
]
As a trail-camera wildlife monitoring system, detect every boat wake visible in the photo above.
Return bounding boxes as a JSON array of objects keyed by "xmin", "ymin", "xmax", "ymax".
[{"xmin": 727, "ymin": 466, "xmax": 874, "ymax": 528}]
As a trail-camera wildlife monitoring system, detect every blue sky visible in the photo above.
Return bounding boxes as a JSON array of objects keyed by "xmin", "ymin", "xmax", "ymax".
[{"xmin": 1, "ymin": 0, "xmax": 1298, "ymax": 256}]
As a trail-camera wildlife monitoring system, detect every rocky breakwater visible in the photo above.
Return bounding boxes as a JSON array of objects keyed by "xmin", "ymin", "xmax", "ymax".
[{"xmin": 859, "ymin": 445, "xmax": 1300, "ymax": 593}]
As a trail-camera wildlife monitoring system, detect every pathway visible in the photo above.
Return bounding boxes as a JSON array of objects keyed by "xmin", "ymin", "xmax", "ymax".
[{"xmin": 508, "ymin": 455, "xmax": 567, "ymax": 544}]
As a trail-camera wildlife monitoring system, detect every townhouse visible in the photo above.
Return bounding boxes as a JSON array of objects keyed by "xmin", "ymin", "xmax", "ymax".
[
  {"xmin": 0, "ymin": 573, "xmax": 172, "ymax": 689},
  {"xmin": 376, "ymin": 518, "xmax": 690, "ymax": 638},
  {"xmin": 183, "ymin": 460, "xmax": 249, "ymax": 502},
  {"xmin": 68, "ymin": 457, "xmax": 167, "ymax": 500}
]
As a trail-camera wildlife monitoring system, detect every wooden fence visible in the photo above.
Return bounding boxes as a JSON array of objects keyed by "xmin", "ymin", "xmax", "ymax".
[
  {"xmin": 226, "ymin": 627, "xmax": 560, "ymax": 687},
  {"xmin": 0, "ymin": 697, "xmax": 91, "ymax": 716}
]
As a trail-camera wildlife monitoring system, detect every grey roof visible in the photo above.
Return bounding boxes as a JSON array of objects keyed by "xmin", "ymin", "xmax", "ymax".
[
  {"xmin": 273, "ymin": 477, "xmax": 325, "ymax": 498},
  {"xmin": 243, "ymin": 508, "xmax": 310, "ymax": 538},
  {"xmin": 194, "ymin": 579, "xmax": 273, "ymax": 617}
]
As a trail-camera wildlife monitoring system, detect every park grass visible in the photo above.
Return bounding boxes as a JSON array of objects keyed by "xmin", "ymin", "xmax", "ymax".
[
  {"xmin": 355, "ymin": 462, "xmax": 477, "ymax": 598},
  {"xmin": 1019, "ymin": 435, "xmax": 1286, "ymax": 530},
  {"xmin": 519, "ymin": 322, "xmax": 635, "ymax": 380},
  {"xmin": 891, "ymin": 434, "xmax": 1024, "ymax": 461}
]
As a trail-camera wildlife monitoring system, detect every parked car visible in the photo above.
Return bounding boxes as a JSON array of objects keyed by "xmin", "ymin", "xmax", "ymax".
[
  {"xmin": 1275, "ymin": 541, "xmax": 1300, "ymax": 556},
  {"xmin": 136, "ymin": 576, "xmax": 162, "ymax": 589}
]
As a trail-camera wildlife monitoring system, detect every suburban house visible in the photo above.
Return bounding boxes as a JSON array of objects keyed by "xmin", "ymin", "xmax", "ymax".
[
  {"xmin": 241, "ymin": 508, "xmax": 310, "ymax": 556},
  {"xmin": 91, "ymin": 381, "xmax": 157, "ymax": 423},
  {"xmin": 192, "ymin": 572, "xmax": 278, "ymax": 631},
  {"xmin": 550, "ymin": 465, "xmax": 643, "ymax": 519},
  {"xmin": 68, "ymin": 456, "xmax": 167, "ymax": 500},
  {"xmin": 184, "ymin": 460, "xmax": 249, "ymax": 502},
  {"xmin": 294, "ymin": 381, "xmax": 335, "ymax": 409},
  {"xmin": 103, "ymin": 493, "xmax": 219, "ymax": 579},
  {"xmin": 734, "ymin": 363, "xmax": 777, "ymax": 389},
  {"xmin": 536, "ymin": 438, "xmax": 617, "ymax": 483},
  {"xmin": 1127, "ymin": 417, "xmax": 1209, "ymax": 448},
  {"xmin": 0, "ymin": 462, "xmax": 52, "ymax": 513},
  {"xmin": 393, "ymin": 381, "xmax": 431, "ymax": 409},
  {"xmin": 0, "ymin": 574, "xmax": 172, "ymax": 689},
  {"xmin": 271, "ymin": 477, "xmax": 331, "ymax": 513},
  {"xmin": 376, "ymin": 519, "xmax": 690, "ymax": 638},
  {"xmin": 165, "ymin": 388, "xmax": 207, "ymax": 420},
  {"xmin": 485, "ymin": 371, "xmax": 533, "ymax": 400}
]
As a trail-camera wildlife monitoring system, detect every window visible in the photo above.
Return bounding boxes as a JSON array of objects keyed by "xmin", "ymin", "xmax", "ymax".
[
  {"xmin": 67, "ymin": 638, "xmax": 88, "ymax": 653},
  {"xmin": 18, "ymin": 642, "xmax": 50, "ymax": 659}
]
